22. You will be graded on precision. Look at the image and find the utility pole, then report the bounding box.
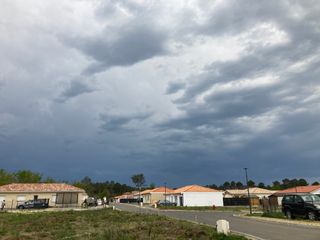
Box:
[164,182,167,203]
[244,168,252,214]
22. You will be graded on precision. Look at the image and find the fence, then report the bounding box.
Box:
[223,197,260,206]
[261,197,280,213]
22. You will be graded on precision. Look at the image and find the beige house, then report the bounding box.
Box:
[224,187,276,199]
[0,183,87,209]
[140,186,174,204]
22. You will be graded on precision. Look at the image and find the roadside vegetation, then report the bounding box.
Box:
[248,212,286,219]
[248,212,320,223]
[157,206,251,212]
[0,208,247,240]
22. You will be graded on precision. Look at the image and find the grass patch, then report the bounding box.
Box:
[158,206,252,212]
[0,209,247,239]
[261,212,286,219]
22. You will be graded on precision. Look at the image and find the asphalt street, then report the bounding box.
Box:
[114,203,320,240]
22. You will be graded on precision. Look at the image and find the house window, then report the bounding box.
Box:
[17,195,26,202]
[0,196,5,202]
[52,195,57,203]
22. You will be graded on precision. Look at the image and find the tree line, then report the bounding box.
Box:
[206,178,319,190]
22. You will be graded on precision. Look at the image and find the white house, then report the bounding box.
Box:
[168,185,224,207]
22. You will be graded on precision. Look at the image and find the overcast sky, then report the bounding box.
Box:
[1,0,320,186]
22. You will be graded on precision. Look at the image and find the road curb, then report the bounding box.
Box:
[237,215,320,229]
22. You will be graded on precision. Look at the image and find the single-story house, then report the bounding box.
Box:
[0,183,87,208]
[140,186,174,204]
[168,185,224,207]
[224,187,276,199]
[113,191,139,203]
[269,185,320,205]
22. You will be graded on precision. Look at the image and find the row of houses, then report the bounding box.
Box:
[1,182,319,209]
[114,185,320,207]
[115,185,224,207]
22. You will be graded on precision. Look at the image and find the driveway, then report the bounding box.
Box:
[114,203,320,240]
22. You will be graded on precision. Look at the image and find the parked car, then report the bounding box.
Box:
[17,199,49,209]
[83,197,97,207]
[156,200,176,206]
[282,193,320,220]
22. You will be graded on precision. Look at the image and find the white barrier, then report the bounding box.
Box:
[216,219,230,235]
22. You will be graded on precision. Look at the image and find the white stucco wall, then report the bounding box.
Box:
[312,189,320,195]
[183,192,224,207]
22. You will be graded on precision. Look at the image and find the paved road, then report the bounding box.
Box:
[114,203,320,240]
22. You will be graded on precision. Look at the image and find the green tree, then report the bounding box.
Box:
[271,181,282,190]
[43,177,55,183]
[312,181,319,186]
[258,182,265,188]
[236,181,243,189]
[230,181,236,189]
[15,170,42,183]
[222,181,231,189]
[297,178,308,186]
[247,180,255,187]
[0,169,15,185]
[131,174,145,189]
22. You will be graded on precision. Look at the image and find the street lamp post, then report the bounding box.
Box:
[164,182,167,203]
[244,168,252,215]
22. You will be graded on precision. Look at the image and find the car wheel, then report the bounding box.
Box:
[308,211,317,220]
[285,210,292,219]
[18,206,24,210]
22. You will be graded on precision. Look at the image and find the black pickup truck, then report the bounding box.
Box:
[17,199,49,209]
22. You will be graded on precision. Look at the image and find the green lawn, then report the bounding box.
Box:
[0,209,247,240]
[158,206,252,212]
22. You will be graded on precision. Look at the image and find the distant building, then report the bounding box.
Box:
[0,183,87,209]
[140,186,174,204]
[113,191,139,203]
[168,185,224,207]
[224,187,276,199]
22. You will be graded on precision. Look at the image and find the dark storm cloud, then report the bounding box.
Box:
[81,23,168,74]
[99,112,151,131]
[56,80,96,103]
[166,82,186,94]
[61,0,170,75]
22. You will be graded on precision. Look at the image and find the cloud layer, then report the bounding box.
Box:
[0,0,319,185]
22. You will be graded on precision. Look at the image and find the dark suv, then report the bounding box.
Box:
[17,199,49,209]
[282,194,320,220]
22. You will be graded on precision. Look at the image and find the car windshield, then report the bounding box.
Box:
[301,195,320,203]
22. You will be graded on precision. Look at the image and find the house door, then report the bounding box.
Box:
[34,195,38,200]
[179,196,183,206]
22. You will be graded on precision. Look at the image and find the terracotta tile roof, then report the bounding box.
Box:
[226,188,276,195]
[140,186,174,195]
[173,185,220,194]
[0,183,85,193]
[151,186,174,193]
[276,185,320,194]
[114,191,140,199]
